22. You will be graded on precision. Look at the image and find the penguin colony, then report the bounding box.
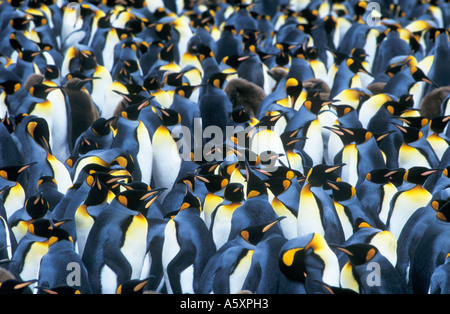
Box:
[0,0,450,295]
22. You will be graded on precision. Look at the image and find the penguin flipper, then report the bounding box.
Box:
[166,242,196,294]
[103,243,133,288]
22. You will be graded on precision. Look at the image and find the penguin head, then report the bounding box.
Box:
[327,180,356,202]
[244,158,268,199]
[207,72,234,89]
[0,279,38,294]
[195,174,228,193]
[223,182,245,203]
[436,201,450,223]
[394,115,429,130]
[26,117,52,153]
[346,57,373,77]
[116,278,151,295]
[25,193,49,220]
[284,77,303,105]
[279,233,331,283]
[117,189,161,212]
[28,83,59,100]
[84,173,110,206]
[264,176,292,197]
[43,65,60,81]
[91,117,114,137]
[303,98,333,115]
[111,154,135,176]
[179,186,202,213]
[429,115,450,133]
[222,55,250,69]
[36,285,82,295]
[231,106,252,124]
[280,128,305,151]
[403,167,438,185]
[240,216,285,246]
[336,243,378,266]
[393,124,423,143]
[0,162,35,182]
[306,164,345,187]
[174,84,201,99]
[152,106,181,127]
[365,168,403,185]
[28,218,70,239]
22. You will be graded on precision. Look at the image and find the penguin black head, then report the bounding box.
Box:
[117,189,161,212]
[0,279,37,295]
[284,77,303,104]
[0,70,22,95]
[336,243,378,266]
[111,154,135,175]
[264,176,291,197]
[244,158,267,199]
[240,216,285,246]
[303,98,333,115]
[36,285,82,294]
[25,193,49,220]
[306,164,345,187]
[279,233,329,283]
[365,168,402,184]
[152,106,181,126]
[43,65,60,81]
[231,106,252,124]
[394,115,429,130]
[179,187,202,213]
[0,162,35,182]
[28,218,68,239]
[429,116,450,133]
[207,72,234,89]
[29,83,59,100]
[223,182,245,203]
[436,201,450,223]
[116,278,151,294]
[393,124,423,143]
[280,128,305,151]
[84,174,109,207]
[174,84,201,99]
[403,167,438,185]
[196,174,228,193]
[346,57,373,77]
[26,117,52,153]
[327,181,356,202]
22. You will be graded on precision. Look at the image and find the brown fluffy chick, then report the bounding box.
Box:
[224,78,266,118]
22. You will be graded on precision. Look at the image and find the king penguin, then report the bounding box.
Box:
[209,182,245,250]
[386,166,437,240]
[162,186,216,294]
[82,189,156,294]
[297,164,346,245]
[338,243,408,294]
[278,232,341,294]
[410,200,450,294]
[199,214,285,294]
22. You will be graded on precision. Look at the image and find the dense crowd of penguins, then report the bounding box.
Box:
[0,0,450,295]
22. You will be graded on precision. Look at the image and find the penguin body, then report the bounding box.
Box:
[37,228,92,294]
[429,253,450,294]
[162,188,216,294]
[82,190,153,294]
[199,215,285,294]
[111,103,153,186]
[278,232,341,294]
[386,167,436,240]
[297,164,345,245]
[411,201,450,294]
[210,182,245,250]
[338,243,407,294]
